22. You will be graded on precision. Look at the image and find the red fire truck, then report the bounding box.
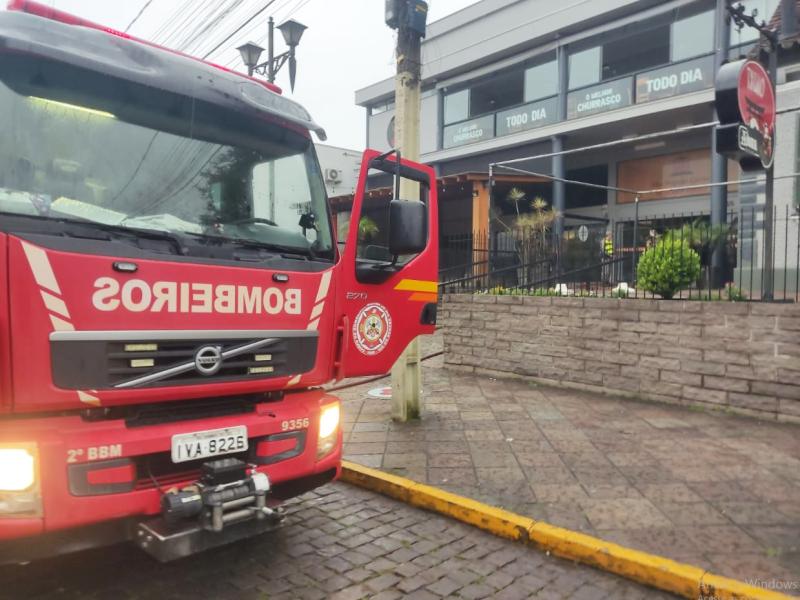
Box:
[0,1,438,562]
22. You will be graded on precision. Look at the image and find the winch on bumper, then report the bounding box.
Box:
[136,458,283,562]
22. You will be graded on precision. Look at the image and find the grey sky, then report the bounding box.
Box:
[31,0,479,149]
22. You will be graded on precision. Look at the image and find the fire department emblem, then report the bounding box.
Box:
[353,303,392,356]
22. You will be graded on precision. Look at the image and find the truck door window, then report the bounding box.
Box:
[355,177,427,266]
[252,152,327,249]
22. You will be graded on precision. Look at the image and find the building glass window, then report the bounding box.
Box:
[469,70,524,117]
[569,47,601,89]
[443,89,469,124]
[524,59,558,101]
[602,25,670,80]
[370,101,394,115]
[671,10,715,61]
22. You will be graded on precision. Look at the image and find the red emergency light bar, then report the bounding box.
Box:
[6,0,283,95]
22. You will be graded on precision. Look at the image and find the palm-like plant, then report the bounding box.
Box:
[358,216,379,241]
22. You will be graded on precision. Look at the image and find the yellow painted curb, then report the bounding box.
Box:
[340,461,793,600]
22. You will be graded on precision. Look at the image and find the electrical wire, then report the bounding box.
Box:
[282,0,313,20]
[178,0,246,53]
[219,0,302,68]
[125,0,156,33]
[150,0,195,40]
[202,0,279,60]
[161,0,221,49]
[158,0,222,48]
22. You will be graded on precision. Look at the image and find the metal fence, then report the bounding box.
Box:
[439,206,800,302]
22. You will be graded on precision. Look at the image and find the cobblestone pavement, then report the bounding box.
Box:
[338,332,800,595]
[0,484,675,600]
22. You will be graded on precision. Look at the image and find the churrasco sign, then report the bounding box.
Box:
[567,77,633,119]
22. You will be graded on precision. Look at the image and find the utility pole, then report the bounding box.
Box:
[387,0,427,421]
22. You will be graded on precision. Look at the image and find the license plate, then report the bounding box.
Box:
[171,426,248,463]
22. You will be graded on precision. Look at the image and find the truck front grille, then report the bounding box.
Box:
[50,330,318,390]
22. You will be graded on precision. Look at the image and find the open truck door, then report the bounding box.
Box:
[335,149,438,379]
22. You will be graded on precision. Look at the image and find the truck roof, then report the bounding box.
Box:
[0,3,327,141]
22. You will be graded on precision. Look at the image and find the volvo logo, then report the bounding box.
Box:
[194,345,223,376]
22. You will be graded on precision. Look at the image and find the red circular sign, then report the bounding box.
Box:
[738,60,775,135]
[737,60,775,169]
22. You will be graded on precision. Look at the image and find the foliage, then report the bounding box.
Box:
[515,196,559,233]
[358,216,379,241]
[477,285,596,297]
[726,284,748,302]
[506,187,526,215]
[663,219,731,263]
[636,237,701,299]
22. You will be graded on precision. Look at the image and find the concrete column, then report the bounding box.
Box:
[552,136,565,238]
[472,181,490,277]
[711,0,731,286]
[552,44,569,242]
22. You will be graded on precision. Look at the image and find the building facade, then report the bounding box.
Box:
[347,0,799,290]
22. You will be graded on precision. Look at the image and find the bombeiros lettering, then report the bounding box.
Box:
[92,277,302,315]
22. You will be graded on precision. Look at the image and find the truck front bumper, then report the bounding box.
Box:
[0,389,342,562]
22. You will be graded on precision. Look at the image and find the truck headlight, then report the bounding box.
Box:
[319,404,340,440]
[0,447,36,491]
[317,403,340,459]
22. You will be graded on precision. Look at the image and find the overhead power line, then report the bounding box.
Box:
[125,0,157,32]
[219,0,309,68]
[178,0,246,53]
[158,0,221,47]
[283,0,313,20]
[202,0,279,59]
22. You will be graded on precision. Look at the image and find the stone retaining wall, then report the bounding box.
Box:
[439,294,800,422]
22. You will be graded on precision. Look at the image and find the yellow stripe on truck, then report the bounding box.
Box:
[394,279,438,293]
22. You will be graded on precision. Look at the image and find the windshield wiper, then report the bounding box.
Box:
[74,222,188,256]
[183,231,317,260]
[0,211,188,256]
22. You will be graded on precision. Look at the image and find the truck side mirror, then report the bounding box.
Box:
[388,199,426,256]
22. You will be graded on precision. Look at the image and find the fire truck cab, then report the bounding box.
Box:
[0,1,438,562]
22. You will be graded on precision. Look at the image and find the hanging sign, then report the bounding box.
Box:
[714,59,775,169]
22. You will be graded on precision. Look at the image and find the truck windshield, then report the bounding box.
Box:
[0,56,333,260]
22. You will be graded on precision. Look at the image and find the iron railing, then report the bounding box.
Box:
[439,207,800,302]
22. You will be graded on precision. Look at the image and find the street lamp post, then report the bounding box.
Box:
[724,0,779,299]
[236,17,307,91]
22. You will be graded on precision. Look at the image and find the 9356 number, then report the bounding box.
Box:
[281,418,309,432]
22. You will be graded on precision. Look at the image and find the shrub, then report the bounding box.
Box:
[636,238,701,299]
[726,284,748,302]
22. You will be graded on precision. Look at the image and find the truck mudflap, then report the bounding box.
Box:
[137,458,284,562]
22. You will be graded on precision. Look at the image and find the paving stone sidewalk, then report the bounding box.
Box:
[0,484,674,600]
[339,333,800,595]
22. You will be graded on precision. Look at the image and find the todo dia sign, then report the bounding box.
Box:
[714,59,775,169]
